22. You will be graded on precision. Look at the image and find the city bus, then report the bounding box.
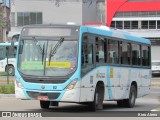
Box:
[0,42,18,75]
[15,25,151,111]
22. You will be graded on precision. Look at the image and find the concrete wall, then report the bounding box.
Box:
[151,46,160,61]
[12,0,83,25]
[9,0,106,40]
[9,0,102,38]
[82,0,97,23]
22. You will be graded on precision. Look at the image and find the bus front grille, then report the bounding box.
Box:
[26,91,60,100]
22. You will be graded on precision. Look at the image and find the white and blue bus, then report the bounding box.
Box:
[15,25,151,111]
[0,42,18,75]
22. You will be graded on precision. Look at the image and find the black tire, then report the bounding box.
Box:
[117,100,124,107]
[50,101,59,107]
[6,65,15,76]
[40,101,50,109]
[88,84,104,111]
[124,85,137,108]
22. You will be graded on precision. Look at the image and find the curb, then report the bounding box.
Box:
[0,80,14,83]
[0,94,15,98]
[151,83,160,88]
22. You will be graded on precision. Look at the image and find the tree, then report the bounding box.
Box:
[0,12,5,28]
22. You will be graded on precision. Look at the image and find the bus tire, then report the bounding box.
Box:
[40,101,50,109]
[124,85,136,108]
[117,100,124,107]
[50,101,59,107]
[6,65,15,76]
[88,84,104,111]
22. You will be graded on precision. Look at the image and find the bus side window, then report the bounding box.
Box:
[107,39,119,64]
[142,45,150,66]
[96,37,105,63]
[132,44,141,66]
[82,43,93,66]
[120,41,131,65]
[81,36,94,76]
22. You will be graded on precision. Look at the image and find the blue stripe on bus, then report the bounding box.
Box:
[124,34,151,44]
[81,26,150,45]
[107,67,113,100]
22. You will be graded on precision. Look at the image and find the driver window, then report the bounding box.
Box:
[81,35,94,76]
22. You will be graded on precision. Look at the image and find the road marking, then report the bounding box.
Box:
[151,109,160,111]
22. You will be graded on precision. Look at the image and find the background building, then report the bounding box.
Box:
[107,0,160,61]
[9,0,105,41]
[9,0,160,61]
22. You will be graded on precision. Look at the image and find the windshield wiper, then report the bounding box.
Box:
[32,37,45,65]
[42,43,45,64]
[48,37,64,65]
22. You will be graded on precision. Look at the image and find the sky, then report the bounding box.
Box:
[0,0,10,8]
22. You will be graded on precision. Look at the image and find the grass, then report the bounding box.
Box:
[0,84,15,94]
[0,72,7,76]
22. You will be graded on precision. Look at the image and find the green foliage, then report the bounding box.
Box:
[0,84,15,94]
[0,72,7,76]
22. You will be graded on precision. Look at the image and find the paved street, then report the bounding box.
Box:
[0,88,159,113]
[0,77,160,117]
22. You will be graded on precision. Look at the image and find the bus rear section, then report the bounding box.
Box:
[15,25,151,111]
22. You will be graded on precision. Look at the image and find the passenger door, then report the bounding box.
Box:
[80,34,96,102]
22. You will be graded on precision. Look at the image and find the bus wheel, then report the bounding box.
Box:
[117,100,124,107]
[88,84,104,111]
[7,66,15,76]
[124,85,136,108]
[50,101,59,107]
[40,101,50,109]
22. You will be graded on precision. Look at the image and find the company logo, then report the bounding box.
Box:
[2,112,11,117]
[41,85,45,90]
[96,71,105,78]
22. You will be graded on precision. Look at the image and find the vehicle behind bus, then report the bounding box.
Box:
[15,25,151,111]
[152,60,160,76]
[0,42,18,75]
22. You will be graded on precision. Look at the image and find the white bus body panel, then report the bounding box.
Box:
[79,67,151,102]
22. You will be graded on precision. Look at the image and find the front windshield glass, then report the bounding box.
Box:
[0,47,6,60]
[18,39,78,76]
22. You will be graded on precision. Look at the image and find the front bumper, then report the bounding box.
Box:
[15,87,80,102]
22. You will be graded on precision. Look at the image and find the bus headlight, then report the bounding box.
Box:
[65,78,78,90]
[15,78,24,89]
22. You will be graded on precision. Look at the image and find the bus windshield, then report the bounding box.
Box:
[0,47,5,60]
[18,38,78,77]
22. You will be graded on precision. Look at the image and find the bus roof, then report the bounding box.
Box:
[20,24,150,44]
[82,25,151,44]
[0,42,18,47]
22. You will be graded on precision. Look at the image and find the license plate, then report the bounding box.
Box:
[37,96,48,101]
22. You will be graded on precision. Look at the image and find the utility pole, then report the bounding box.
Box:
[3,0,7,42]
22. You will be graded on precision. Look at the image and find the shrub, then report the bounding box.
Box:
[0,84,15,94]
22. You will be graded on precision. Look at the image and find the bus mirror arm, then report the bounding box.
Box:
[11,41,14,46]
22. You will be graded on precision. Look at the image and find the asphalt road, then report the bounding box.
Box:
[0,77,160,118]
[0,88,159,112]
